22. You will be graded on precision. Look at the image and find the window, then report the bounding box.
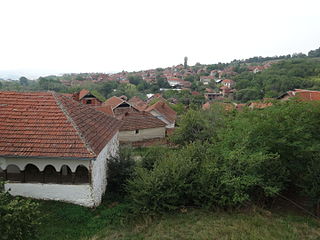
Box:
[86,99,92,104]
[135,129,139,134]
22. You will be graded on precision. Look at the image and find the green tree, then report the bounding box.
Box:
[19,76,29,86]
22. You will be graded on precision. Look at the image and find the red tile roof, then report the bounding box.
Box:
[95,105,114,117]
[78,89,90,100]
[145,101,177,124]
[119,112,166,131]
[278,89,320,101]
[128,96,148,111]
[294,90,320,101]
[104,96,126,108]
[0,91,121,159]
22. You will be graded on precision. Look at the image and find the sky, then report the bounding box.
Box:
[0,0,320,79]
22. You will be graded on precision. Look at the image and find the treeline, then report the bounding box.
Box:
[234,58,320,102]
[109,101,320,215]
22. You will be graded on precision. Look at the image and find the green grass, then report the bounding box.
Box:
[37,200,320,240]
[93,208,320,240]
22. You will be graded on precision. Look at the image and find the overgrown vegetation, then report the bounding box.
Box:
[234,58,320,101]
[111,101,320,216]
[0,183,41,240]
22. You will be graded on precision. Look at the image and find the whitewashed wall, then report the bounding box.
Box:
[90,132,119,206]
[5,183,95,207]
[0,131,119,207]
[119,127,165,142]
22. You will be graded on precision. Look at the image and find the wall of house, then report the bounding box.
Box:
[0,133,119,207]
[90,132,119,206]
[0,157,90,172]
[0,157,94,206]
[5,183,94,206]
[119,127,165,142]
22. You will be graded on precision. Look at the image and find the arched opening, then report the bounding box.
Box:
[0,167,4,181]
[60,165,72,183]
[75,165,89,184]
[43,165,58,183]
[6,165,21,182]
[25,164,42,182]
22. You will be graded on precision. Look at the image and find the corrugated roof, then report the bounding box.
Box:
[0,91,121,159]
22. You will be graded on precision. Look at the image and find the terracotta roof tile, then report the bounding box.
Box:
[95,105,114,116]
[145,101,177,124]
[78,89,90,100]
[128,96,148,111]
[0,91,121,159]
[119,112,166,131]
[104,96,125,108]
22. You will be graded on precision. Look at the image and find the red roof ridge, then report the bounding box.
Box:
[52,92,96,157]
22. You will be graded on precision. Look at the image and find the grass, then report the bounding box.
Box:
[36,200,320,240]
[93,208,320,240]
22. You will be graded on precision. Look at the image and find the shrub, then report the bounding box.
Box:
[106,147,136,195]
[140,146,169,170]
[127,147,199,214]
[0,185,41,240]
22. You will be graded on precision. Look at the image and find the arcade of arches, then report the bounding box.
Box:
[0,164,90,184]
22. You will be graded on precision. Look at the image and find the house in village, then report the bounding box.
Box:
[277,89,320,101]
[0,91,121,207]
[118,112,166,146]
[200,76,214,85]
[97,96,172,146]
[72,89,103,106]
[146,101,177,128]
[102,96,139,116]
[167,77,192,89]
[221,79,235,88]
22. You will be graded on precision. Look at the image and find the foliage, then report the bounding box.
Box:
[126,101,320,215]
[107,147,136,195]
[100,81,119,98]
[139,146,169,170]
[308,47,320,57]
[0,186,41,240]
[171,104,226,145]
[234,59,320,102]
[235,88,262,102]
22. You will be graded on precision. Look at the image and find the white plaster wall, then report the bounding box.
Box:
[90,132,119,206]
[119,127,165,142]
[0,157,89,172]
[5,183,95,207]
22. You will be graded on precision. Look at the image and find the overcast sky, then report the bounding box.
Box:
[0,0,320,78]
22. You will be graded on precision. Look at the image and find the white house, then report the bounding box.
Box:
[0,91,121,207]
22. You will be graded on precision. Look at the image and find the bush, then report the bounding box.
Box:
[0,185,41,240]
[106,147,136,196]
[140,146,169,170]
